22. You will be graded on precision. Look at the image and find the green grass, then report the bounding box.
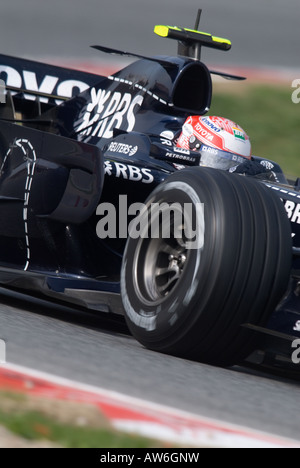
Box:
[0,412,145,448]
[0,391,167,448]
[0,407,163,448]
[209,83,300,178]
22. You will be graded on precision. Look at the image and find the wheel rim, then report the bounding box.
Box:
[132,215,190,305]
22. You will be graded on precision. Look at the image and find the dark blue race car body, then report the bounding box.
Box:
[0,16,299,374]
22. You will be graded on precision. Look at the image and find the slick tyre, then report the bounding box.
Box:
[121,168,292,366]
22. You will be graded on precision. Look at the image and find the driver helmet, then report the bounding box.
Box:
[176,116,251,170]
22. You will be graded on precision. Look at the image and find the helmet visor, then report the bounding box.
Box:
[199,144,246,171]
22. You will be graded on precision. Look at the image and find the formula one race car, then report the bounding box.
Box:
[0,10,299,373]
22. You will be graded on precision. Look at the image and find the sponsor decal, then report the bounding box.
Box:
[104,161,154,184]
[0,65,89,104]
[160,137,173,147]
[194,122,214,142]
[165,152,196,163]
[233,127,246,141]
[201,145,218,155]
[107,142,138,156]
[75,87,144,139]
[260,160,274,170]
[160,138,194,160]
[202,117,221,133]
[284,200,300,224]
[232,154,241,161]
[173,146,190,155]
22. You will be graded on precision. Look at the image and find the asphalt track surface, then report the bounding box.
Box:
[0,288,300,443]
[0,0,300,446]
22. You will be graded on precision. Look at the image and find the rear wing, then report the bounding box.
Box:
[154,25,231,60]
[92,9,244,81]
[154,9,231,60]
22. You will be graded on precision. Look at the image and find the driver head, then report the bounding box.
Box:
[176,116,251,169]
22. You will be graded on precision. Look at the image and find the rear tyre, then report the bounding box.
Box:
[121,168,292,365]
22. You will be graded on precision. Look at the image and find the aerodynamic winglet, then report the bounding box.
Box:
[210,70,246,81]
[91,45,177,69]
